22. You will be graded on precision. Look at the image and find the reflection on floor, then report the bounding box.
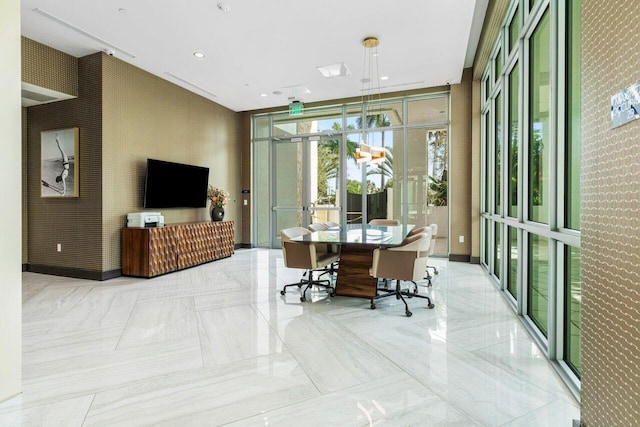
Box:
[1,249,579,426]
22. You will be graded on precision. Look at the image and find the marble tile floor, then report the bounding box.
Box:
[0,249,580,426]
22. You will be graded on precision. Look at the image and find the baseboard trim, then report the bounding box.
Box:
[22,263,28,272]
[236,243,253,249]
[449,254,471,263]
[26,264,117,281]
[470,256,480,265]
[101,269,122,280]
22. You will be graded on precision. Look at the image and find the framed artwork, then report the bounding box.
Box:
[41,127,79,197]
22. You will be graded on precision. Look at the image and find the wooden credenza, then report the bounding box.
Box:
[122,221,234,277]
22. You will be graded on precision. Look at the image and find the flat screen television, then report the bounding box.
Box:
[143,159,209,208]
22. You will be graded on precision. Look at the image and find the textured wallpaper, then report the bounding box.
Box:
[26,53,103,275]
[22,37,78,96]
[101,54,242,272]
[581,0,640,425]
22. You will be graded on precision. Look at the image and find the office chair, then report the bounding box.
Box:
[424,224,438,286]
[307,222,339,276]
[369,233,435,317]
[279,227,339,302]
[368,219,400,226]
[409,225,438,285]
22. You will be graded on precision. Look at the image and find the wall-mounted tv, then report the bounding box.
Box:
[143,159,209,208]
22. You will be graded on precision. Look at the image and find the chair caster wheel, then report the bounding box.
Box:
[406,311,412,317]
[330,292,336,297]
[427,303,435,309]
[370,303,376,310]
[280,290,285,295]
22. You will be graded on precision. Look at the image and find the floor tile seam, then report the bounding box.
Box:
[46,295,141,337]
[194,296,208,370]
[496,400,574,427]
[112,285,159,351]
[494,288,581,404]
[400,371,487,427]
[21,337,123,367]
[39,285,99,335]
[212,375,421,427]
[80,393,96,427]
[440,331,573,405]
[21,344,203,386]
[194,299,263,313]
[259,315,323,397]
[26,364,210,414]
[22,290,94,320]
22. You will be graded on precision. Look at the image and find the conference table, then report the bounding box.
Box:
[292,224,414,298]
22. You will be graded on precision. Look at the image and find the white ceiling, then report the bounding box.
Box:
[21,0,488,112]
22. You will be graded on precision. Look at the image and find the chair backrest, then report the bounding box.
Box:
[368,219,400,226]
[308,223,329,232]
[281,227,311,242]
[280,227,314,269]
[404,229,431,244]
[371,233,430,282]
[408,226,430,236]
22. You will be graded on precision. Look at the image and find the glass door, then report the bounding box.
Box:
[271,135,342,247]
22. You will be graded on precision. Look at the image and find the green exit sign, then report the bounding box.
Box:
[289,101,303,116]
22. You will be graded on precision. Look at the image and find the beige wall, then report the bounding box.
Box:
[581,0,640,425]
[449,68,473,259]
[470,79,482,262]
[0,0,22,403]
[23,42,242,277]
[101,54,242,271]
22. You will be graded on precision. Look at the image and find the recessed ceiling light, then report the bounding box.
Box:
[380,76,389,81]
[118,8,127,13]
[260,93,268,97]
[193,51,205,58]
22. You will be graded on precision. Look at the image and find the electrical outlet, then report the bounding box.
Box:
[459,235,464,243]
[57,243,62,252]
[243,199,248,206]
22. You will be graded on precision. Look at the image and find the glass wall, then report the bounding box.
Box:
[528,234,549,336]
[565,245,581,375]
[528,9,550,224]
[565,0,581,230]
[480,0,582,392]
[253,94,449,254]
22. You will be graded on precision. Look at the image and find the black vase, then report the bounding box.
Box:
[210,205,225,221]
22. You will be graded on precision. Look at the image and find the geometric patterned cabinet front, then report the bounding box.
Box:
[122,221,234,277]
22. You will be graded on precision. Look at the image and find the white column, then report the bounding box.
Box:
[0,0,23,403]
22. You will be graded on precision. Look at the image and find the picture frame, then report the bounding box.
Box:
[41,127,79,198]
